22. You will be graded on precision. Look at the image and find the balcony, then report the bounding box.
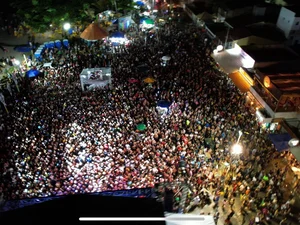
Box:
[252,85,300,113]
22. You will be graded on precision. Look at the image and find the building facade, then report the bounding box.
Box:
[276,6,300,45]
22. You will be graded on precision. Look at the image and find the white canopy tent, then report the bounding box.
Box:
[80,67,112,91]
[165,213,216,225]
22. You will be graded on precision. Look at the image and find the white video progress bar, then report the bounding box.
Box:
[79,217,205,221]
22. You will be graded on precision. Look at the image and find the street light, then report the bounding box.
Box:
[237,130,243,143]
[63,23,71,31]
[224,21,233,50]
[232,130,243,155]
[227,131,243,178]
[232,143,243,155]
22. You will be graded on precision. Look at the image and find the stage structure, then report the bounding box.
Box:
[80,67,112,91]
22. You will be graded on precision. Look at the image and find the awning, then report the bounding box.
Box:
[268,133,291,152]
[229,71,251,93]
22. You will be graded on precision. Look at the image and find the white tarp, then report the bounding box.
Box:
[80,67,112,91]
[43,62,53,68]
[165,213,215,225]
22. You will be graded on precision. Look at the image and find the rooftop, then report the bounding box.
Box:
[242,45,299,62]
[185,1,214,15]
[246,22,286,42]
[225,6,281,27]
[225,15,264,27]
[256,60,300,95]
[215,27,252,40]
[218,0,264,11]
[205,21,229,35]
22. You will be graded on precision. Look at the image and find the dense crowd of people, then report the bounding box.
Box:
[0,16,299,224]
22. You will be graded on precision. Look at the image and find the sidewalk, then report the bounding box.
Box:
[0,30,59,63]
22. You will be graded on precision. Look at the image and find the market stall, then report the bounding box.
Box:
[109,31,128,45]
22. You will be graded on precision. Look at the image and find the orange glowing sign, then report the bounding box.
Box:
[264,76,271,88]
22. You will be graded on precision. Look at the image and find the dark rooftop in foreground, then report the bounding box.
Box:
[242,45,299,62]
[0,195,165,225]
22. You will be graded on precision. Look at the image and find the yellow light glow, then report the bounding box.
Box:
[264,76,271,88]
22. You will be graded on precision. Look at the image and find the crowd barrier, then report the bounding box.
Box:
[34,39,69,61]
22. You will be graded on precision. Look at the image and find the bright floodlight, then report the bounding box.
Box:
[288,138,299,147]
[63,23,71,31]
[14,60,20,66]
[216,45,223,52]
[232,143,243,155]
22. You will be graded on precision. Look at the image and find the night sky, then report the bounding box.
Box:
[1,2,15,13]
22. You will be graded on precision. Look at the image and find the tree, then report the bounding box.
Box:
[10,0,134,33]
[116,0,135,13]
[10,0,96,33]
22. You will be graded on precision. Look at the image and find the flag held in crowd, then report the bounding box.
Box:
[6,83,12,96]
[0,92,8,113]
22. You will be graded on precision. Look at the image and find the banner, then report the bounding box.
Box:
[11,73,19,92]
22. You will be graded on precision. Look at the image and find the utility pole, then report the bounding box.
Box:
[224,21,233,49]
[113,0,117,12]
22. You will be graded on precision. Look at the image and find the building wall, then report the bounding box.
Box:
[294,35,300,45]
[292,17,300,30]
[276,7,295,38]
[288,17,300,45]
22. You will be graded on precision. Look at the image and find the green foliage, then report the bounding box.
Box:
[10,0,134,32]
[116,0,135,13]
[32,0,38,6]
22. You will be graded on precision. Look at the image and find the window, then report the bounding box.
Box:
[283,17,285,20]
[288,20,290,23]
[296,22,299,25]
